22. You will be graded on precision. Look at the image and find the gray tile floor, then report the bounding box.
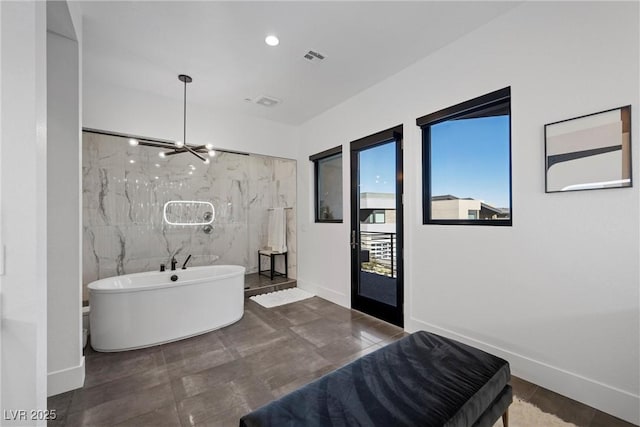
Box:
[50,297,637,427]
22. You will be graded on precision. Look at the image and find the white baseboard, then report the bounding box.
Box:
[408,317,640,425]
[296,280,349,308]
[47,356,85,397]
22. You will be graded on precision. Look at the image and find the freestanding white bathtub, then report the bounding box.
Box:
[88,265,245,352]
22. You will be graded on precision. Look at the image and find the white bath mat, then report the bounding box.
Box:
[250,287,315,308]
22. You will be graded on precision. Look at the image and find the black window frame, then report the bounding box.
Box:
[310,145,343,223]
[416,87,513,226]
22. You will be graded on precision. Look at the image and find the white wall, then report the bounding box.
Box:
[47,0,84,396]
[83,80,297,160]
[0,1,48,424]
[295,2,639,424]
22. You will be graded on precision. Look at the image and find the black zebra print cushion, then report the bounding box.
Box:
[240,331,511,427]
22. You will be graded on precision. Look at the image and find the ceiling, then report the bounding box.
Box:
[79,1,519,126]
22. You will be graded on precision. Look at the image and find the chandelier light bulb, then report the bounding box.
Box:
[204,158,210,164]
[159,152,166,158]
[128,138,139,146]
[208,150,216,157]
[205,143,214,150]
[175,140,184,148]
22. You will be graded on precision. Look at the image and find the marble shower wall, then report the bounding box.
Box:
[82,132,296,298]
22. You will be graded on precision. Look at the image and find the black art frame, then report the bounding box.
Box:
[544,105,632,193]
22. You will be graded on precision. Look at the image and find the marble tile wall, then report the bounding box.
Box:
[82,132,296,299]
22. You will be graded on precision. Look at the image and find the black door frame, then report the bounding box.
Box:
[350,125,404,327]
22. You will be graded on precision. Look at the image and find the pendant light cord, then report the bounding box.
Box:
[183,78,187,146]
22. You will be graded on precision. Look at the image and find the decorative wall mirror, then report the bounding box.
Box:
[163,200,215,225]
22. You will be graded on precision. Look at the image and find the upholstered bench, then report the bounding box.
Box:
[240,331,512,427]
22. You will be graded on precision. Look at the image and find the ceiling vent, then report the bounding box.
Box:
[303,50,326,63]
[255,95,281,107]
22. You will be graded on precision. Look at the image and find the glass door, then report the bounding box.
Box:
[350,126,403,327]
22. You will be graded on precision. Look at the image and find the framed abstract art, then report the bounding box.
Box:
[545,106,632,192]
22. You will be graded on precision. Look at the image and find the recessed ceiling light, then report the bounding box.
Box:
[265,35,279,47]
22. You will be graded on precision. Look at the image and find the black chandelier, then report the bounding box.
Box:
[157,74,216,163]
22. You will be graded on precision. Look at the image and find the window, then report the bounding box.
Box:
[417,87,512,226]
[310,145,343,222]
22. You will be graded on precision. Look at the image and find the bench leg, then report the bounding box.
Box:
[502,408,509,427]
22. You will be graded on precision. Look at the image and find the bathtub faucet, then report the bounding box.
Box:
[182,254,192,270]
[171,257,178,271]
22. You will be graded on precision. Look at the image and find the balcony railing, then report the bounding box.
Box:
[360,231,396,278]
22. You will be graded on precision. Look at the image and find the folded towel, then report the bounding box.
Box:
[267,208,287,253]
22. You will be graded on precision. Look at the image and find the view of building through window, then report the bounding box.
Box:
[359,142,397,281]
[429,114,511,220]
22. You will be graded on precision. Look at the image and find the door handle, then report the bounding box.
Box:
[350,230,359,249]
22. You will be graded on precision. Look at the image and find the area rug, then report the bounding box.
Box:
[250,287,315,308]
[492,397,579,427]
